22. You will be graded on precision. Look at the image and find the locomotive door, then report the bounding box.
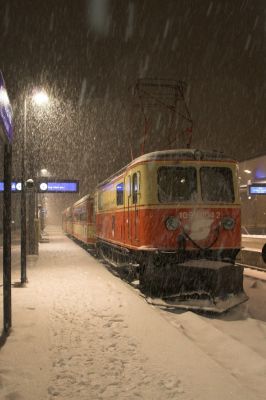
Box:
[125,174,131,243]
[132,172,140,243]
[87,198,94,242]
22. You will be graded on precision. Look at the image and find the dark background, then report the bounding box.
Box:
[0,0,265,200]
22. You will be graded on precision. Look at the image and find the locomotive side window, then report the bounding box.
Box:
[116,182,124,205]
[132,172,140,204]
[127,176,131,196]
[200,167,235,202]
[157,167,197,202]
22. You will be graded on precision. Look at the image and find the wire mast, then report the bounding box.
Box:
[133,79,193,155]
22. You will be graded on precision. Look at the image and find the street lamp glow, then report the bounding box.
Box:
[32,90,49,106]
[40,168,51,177]
[0,87,10,105]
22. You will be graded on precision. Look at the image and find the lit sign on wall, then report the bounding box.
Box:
[248,184,266,195]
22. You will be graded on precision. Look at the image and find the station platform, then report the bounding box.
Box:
[0,226,265,400]
[238,235,266,271]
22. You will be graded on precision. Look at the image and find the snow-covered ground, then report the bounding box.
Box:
[0,226,266,400]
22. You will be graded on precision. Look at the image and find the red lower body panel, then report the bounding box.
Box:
[96,207,241,251]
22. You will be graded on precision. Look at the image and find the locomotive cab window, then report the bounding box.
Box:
[200,167,235,203]
[116,182,124,206]
[158,167,197,202]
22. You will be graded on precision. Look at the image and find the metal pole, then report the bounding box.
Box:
[20,97,27,284]
[27,107,38,255]
[3,143,12,333]
[28,184,36,254]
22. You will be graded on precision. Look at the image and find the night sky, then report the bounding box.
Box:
[0,0,265,197]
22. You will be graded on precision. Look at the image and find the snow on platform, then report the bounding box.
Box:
[0,226,265,400]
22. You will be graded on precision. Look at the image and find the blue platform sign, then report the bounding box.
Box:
[0,180,79,193]
[249,184,266,195]
[38,180,79,193]
[0,71,13,144]
[0,181,22,192]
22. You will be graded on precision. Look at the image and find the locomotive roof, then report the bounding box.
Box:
[131,149,236,163]
[97,148,236,188]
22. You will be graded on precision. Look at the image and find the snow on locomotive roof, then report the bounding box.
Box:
[131,149,236,163]
[97,149,236,188]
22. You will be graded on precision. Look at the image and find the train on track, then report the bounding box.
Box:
[62,148,248,312]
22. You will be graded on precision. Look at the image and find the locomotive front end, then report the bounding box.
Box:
[139,150,248,312]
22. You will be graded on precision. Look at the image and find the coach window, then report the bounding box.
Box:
[132,172,140,204]
[116,182,124,206]
[73,210,78,222]
[80,209,87,221]
[88,201,94,223]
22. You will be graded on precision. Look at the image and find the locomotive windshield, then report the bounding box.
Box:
[158,166,197,202]
[200,167,235,202]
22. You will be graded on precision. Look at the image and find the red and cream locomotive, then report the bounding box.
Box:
[62,149,247,311]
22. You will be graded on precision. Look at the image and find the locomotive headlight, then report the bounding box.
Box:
[165,216,180,231]
[221,217,235,230]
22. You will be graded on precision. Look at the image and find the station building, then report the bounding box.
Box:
[239,154,266,235]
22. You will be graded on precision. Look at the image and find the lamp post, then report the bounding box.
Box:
[38,168,50,236]
[20,97,27,284]
[20,89,49,285]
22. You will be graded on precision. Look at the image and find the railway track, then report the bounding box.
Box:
[237,262,266,273]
